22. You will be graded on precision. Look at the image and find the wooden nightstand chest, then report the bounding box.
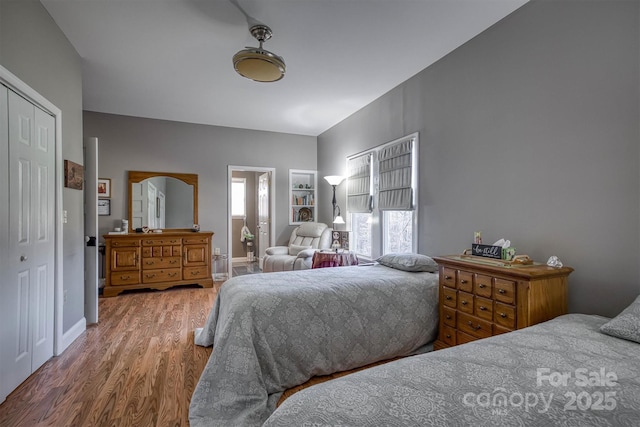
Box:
[433,255,573,350]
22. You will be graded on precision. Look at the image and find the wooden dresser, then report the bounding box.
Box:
[103,231,214,297]
[433,255,573,350]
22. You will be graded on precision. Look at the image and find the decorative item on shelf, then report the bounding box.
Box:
[98,178,111,198]
[470,237,517,261]
[192,224,201,232]
[64,160,84,190]
[547,255,564,268]
[324,175,345,228]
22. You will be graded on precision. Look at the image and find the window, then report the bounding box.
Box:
[347,133,418,259]
[231,177,246,218]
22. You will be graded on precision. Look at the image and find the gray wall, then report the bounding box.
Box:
[82,112,317,253]
[1,0,85,332]
[318,0,640,317]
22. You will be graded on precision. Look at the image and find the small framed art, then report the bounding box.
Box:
[98,199,111,216]
[98,178,111,198]
[64,160,84,190]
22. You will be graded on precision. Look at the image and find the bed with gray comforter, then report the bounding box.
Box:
[189,264,440,427]
[263,313,640,426]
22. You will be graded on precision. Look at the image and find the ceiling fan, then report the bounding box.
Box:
[230,0,286,83]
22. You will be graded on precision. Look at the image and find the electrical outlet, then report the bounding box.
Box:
[63,210,68,224]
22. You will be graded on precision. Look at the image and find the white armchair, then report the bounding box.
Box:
[263,223,333,272]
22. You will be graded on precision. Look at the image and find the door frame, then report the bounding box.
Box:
[0,65,66,356]
[227,165,276,278]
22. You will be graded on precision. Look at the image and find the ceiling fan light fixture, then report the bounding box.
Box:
[233,24,286,83]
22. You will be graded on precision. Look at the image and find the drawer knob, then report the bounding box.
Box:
[479,284,485,288]
[467,321,482,330]
[460,279,468,284]
[446,315,451,319]
[446,334,451,339]
[479,306,487,311]
[461,301,468,305]
[498,289,506,294]
[500,312,507,318]
[446,296,452,300]
[444,275,452,280]
[121,275,130,280]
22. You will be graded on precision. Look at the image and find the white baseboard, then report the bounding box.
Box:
[56,317,86,356]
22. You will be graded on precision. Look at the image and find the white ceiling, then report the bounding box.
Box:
[40,0,528,136]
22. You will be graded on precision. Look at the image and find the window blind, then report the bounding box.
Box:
[347,153,372,213]
[378,138,414,210]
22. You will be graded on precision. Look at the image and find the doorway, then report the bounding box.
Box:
[227,166,275,278]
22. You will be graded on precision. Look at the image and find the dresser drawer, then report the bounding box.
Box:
[110,239,140,247]
[442,287,457,308]
[457,271,473,293]
[142,238,182,246]
[442,306,457,328]
[110,272,140,286]
[441,267,456,288]
[494,278,516,304]
[184,237,209,244]
[474,296,494,321]
[474,274,492,298]
[458,312,492,339]
[494,302,516,329]
[183,266,209,280]
[457,291,474,314]
[142,268,181,283]
[142,257,181,270]
[440,325,457,346]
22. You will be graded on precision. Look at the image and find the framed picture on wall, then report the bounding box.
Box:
[98,199,111,216]
[64,160,84,190]
[98,178,111,198]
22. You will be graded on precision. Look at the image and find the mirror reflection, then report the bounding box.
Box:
[128,171,198,231]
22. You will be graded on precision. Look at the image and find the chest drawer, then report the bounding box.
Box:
[110,271,140,286]
[457,271,473,293]
[474,296,494,321]
[442,306,457,328]
[457,291,474,314]
[142,268,181,283]
[442,287,457,308]
[458,312,492,339]
[183,266,210,280]
[441,267,456,288]
[474,274,492,298]
[142,257,181,270]
[494,278,516,304]
[494,302,516,329]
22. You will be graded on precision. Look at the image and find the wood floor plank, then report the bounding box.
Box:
[0,285,218,427]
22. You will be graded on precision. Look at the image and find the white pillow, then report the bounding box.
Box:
[376,253,438,272]
[289,244,312,256]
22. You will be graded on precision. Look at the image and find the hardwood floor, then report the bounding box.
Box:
[0,284,220,427]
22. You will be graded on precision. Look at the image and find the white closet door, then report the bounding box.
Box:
[2,89,55,394]
[0,85,9,403]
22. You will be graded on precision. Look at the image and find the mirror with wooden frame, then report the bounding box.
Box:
[128,171,198,232]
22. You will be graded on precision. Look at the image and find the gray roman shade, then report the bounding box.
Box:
[347,153,372,213]
[378,138,414,210]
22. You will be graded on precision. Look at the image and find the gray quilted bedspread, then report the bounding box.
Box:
[264,314,640,426]
[189,264,439,427]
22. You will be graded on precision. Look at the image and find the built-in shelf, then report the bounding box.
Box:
[289,169,318,225]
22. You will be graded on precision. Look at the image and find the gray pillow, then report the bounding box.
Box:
[376,253,438,272]
[600,295,640,344]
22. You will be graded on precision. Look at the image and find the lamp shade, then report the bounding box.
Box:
[233,48,286,82]
[324,175,345,186]
[333,215,345,225]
